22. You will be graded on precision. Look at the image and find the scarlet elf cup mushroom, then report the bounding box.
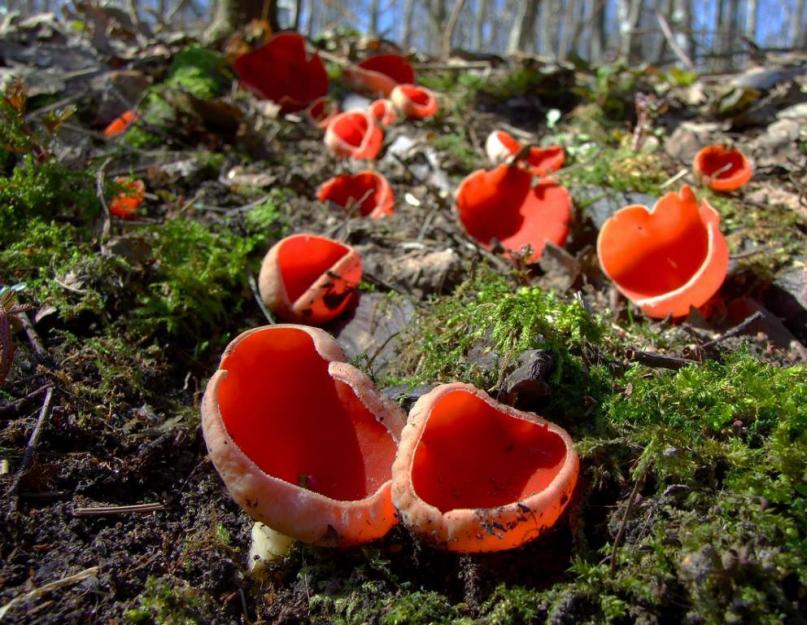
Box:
[392,383,579,552]
[317,170,395,219]
[692,144,753,192]
[597,185,729,318]
[201,325,406,546]
[485,130,565,177]
[324,110,384,160]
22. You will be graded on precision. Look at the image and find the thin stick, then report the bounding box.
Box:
[95,157,112,244]
[701,311,764,349]
[610,467,647,575]
[0,385,50,418]
[18,312,47,362]
[7,387,55,509]
[626,348,694,370]
[73,502,164,517]
[655,11,695,70]
[660,168,689,189]
[248,273,275,325]
[0,566,100,620]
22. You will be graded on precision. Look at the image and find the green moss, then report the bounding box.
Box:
[125,576,216,625]
[432,133,483,173]
[242,189,289,240]
[562,143,667,194]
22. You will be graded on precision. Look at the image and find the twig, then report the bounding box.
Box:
[655,11,695,70]
[0,566,100,620]
[660,168,689,189]
[248,273,275,325]
[73,502,165,516]
[700,311,764,350]
[18,312,47,362]
[95,157,112,245]
[610,466,647,575]
[7,386,55,509]
[414,61,493,71]
[0,385,50,418]
[625,348,694,370]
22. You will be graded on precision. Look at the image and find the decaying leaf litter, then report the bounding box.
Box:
[1,9,807,625]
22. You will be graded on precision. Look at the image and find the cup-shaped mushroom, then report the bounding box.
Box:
[202,324,406,546]
[344,54,415,98]
[597,185,729,318]
[306,96,339,129]
[317,171,395,219]
[259,233,362,325]
[692,144,753,192]
[368,99,397,127]
[392,383,579,553]
[234,32,328,113]
[390,84,438,120]
[485,130,565,177]
[455,165,572,263]
[324,111,384,160]
[109,177,145,219]
[103,109,139,138]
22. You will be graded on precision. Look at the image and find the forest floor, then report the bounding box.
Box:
[1,10,807,625]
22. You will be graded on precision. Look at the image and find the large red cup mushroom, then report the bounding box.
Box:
[692,144,753,192]
[234,32,328,113]
[344,54,415,97]
[324,110,383,160]
[368,99,397,127]
[202,324,406,546]
[390,84,438,120]
[317,170,395,219]
[258,233,362,325]
[455,165,572,263]
[597,185,729,318]
[485,130,565,177]
[392,383,579,553]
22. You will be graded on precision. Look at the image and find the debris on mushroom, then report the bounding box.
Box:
[202,324,406,547]
[324,110,383,160]
[109,177,145,219]
[234,32,328,113]
[390,84,438,120]
[391,382,579,552]
[103,110,139,138]
[344,54,415,98]
[597,184,729,318]
[306,96,339,129]
[317,170,395,219]
[258,233,362,325]
[455,164,572,263]
[692,144,753,192]
[485,130,565,177]
[368,99,397,127]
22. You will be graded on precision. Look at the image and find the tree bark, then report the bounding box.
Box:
[745,0,758,41]
[617,0,643,62]
[369,0,381,36]
[402,0,416,48]
[443,0,468,58]
[428,0,447,55]
[507,0,540,54]
[474,0,489,50]
[204,0,277,43]
[589,0,607,63]
[792,0,806,47]
[558,0,576,58]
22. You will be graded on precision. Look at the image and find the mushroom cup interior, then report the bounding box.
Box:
[411,389,568,512]
[322,174,383,216]
[331,113,370,147]
[216,327,397,501]
[697,147,746,180]
[400,85,430,106]
[278,236,350,302]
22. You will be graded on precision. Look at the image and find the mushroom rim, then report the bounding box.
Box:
[325,111,380,156]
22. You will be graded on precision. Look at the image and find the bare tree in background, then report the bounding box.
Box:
[617,0,644,61]
[507,0,540,53]
[474,0,489,49]
[205,0,277,42]
[793,0,806,47]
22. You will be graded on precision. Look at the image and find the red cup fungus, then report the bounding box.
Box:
[344,54,415,97]
[234,32,328,113]
[391,383,579,553]
[693,144,753,192]
[202,324,406,546]
[390,84,438,120]
[455,165,572,263]
[324,110,383,160]
[109,177,145,219]
[306,96,339,129]
[317,170,395,219]
[597,185,729,318]
[368,99,397,127]
[258,233,362,325]
[485,130,565,177]
[103,110,139,138]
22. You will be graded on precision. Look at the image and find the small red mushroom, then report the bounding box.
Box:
[317,170,395,219]
[390,84,438,120]
[109,177,145,219]
[234,32,328,113]
[202,324,406,546]
[692,144,753,192]
[485,130,565,177]
[392,383,579,552]
[455,165,572,263]
[597,185,729,318]
[368,99,397,127]
[103,110,139,138]
[324,110,383,160]
[306,96,339,129]
[258,233,362,325]
[344,54,415,97]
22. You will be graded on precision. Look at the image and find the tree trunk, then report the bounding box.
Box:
[745,0,758,41]
[557,0,576,59]
[443,0,468,58]
[474,0,489,50]
[507,0,540,54]
[589,0,607,63]
[792,0,806,47]
[428,0,447,55]
[670,0,693,64]
[369,0,380,36]
[617,0,643,62]
[402,0,416,48]
[205,0,276,43]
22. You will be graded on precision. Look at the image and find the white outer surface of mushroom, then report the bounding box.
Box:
[484,130,515,164]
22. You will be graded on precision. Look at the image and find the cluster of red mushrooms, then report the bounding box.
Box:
[105,32,754,554]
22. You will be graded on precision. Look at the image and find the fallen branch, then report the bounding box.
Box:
[73,502,165,517]
[701,311,764,350]
[0,566,100,620]
[625,348,694,370]
[7,386,55,509]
